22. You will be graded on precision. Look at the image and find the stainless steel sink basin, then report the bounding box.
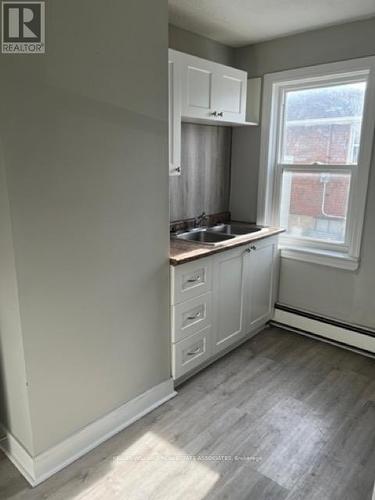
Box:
[208,224,263,235]
[172,222,264,246]
[173,229,235,245]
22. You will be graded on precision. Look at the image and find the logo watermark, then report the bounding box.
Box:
[1,1,45,54]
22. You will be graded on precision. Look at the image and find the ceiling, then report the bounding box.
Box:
[168,0,375,47]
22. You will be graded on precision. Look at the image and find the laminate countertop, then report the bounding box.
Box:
[170,223,285,266]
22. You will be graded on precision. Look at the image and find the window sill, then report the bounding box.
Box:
[280,246,359,271]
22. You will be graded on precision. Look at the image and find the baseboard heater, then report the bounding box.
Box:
[271,304,375,356]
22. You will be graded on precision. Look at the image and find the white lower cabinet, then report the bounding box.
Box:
[244,237,277,332]
[171,292,212,343]
[172,326,212,379]
[171,235,279,380]
[170,256,212,305]
[212,246,247,353]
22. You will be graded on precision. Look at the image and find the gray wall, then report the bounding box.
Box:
[169,24,234,66]
[0,0,170,455]
[170,123,232,221]
[0,147,33,451]
[234,18,375,78]
[231,17,375,329]
[230,126,260,223]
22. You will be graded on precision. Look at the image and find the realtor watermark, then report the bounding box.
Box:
[1,1,45,53]
[113,454,262,463]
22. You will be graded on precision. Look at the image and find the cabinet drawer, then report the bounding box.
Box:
[172,326,212,379]
[171,292,212,343]
[171,257,212,305]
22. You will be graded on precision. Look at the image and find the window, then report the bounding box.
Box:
[280,171,351,244]
[259,58,375,270]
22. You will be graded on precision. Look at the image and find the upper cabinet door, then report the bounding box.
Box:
[215,66,247,123]
[181,54,217,121]
[168,50,182,176]
[173,50,250,126]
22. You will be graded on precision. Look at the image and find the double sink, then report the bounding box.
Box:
[172,223,263,246]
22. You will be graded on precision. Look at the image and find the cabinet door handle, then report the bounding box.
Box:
[187,346,201,356]
[245,248,251,253]
[210,111,217,116]
[187,311,202,320]
[217,111,223,117]
[187,276,201,283]
[175,166,181,173]
[251,245,257,250]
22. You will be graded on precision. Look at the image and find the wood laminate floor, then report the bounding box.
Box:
[1,326,375,500]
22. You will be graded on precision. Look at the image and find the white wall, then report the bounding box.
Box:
[231,17,375,329]
[0,0,170,455]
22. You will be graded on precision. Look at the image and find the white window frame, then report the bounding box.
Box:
[258,57,375,271]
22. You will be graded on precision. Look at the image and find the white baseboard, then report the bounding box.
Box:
[0,430,36,485]
[273,308,375,354]
[0,378,176,487]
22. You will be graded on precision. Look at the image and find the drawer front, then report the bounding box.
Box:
[171,257,212,305]
[172,326,212,379]
[171,292,212,343]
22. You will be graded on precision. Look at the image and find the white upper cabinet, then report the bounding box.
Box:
[177,51,248,125]
[168,50,182,176]
[182,58,216,120]
[168,49,255,175]
[215,66,247,123]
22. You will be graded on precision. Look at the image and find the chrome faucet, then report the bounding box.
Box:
[195,211,209,228]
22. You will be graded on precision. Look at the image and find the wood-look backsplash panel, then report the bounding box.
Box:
[170,123,232,221]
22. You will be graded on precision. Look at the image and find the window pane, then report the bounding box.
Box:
[281,82,366,165]
[280,172,351,243]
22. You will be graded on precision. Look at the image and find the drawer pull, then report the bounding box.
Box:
[187,276,201,283]
[187,346,202,356]
[187,311,202,320]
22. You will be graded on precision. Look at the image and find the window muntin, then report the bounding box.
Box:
[280,81,367,166]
